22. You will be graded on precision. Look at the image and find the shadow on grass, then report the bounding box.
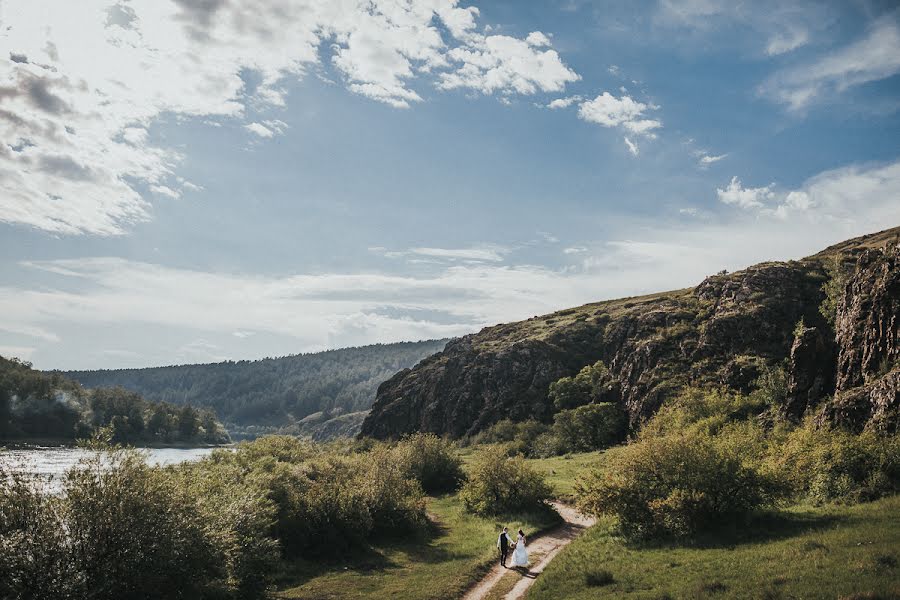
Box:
[623,509,845,551]
[273,514,460,588]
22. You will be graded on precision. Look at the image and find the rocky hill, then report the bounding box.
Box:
[361,227,900,439]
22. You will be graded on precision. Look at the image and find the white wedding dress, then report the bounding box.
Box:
[512,535,528,567]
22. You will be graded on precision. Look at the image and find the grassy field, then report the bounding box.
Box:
[529,495,900,600]
[521,450,608,499]
[275,494,559,600]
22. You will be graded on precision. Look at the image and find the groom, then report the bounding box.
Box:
[497,526,512,567]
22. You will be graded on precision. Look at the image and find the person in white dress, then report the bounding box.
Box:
[511,529,528,567]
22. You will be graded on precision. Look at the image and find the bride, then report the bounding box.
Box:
[511,529,528,567]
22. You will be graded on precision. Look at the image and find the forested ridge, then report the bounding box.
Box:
[0,356,227,444]
[65,340,448,436]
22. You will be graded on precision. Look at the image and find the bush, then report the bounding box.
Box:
[549,361,618,410]
[460,449,552,516]
[0,468,72,600]
[767,420,900,504]
[641,387,767,438]
[359,447,427,536]
[391,432,465,494]
[535,403,627,456]
[576,429,784,538]
[63,449,222,600]
[470,419,549,457]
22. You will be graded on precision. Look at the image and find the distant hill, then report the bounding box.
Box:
[361,227,900,439]
[0,356,227,445]
[66,340,448,439]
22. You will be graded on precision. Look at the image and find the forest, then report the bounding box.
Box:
[0,356,227,445]
[65,340,447,437]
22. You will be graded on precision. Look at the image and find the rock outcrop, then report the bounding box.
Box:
[818,243,900,432]
[360,227,900,439]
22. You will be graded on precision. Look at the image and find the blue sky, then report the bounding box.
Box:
[1,0,899,369]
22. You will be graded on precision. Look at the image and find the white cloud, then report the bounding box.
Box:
[0,346,36,361]
[578,92,662,147]
[546,95,582,109]
[0,1,579,236]
[382,244,511,262]
[150,185,182,199]
[438,33,580,96]
[718,161,900,224]
[679,207,699,216]
[763,16,900,110]
[4,159,899,369]
[623,137,639,156]
[698,152,728,166]
[717,176,774,209]
[766,26,810,56]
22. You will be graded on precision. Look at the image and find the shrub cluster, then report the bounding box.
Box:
[576,386,900,539]
[460,449,552,516]
[0,434,434,599]
[391,432,466,494]
[534,403,627,457]
[769,421,900,504]
[1,447,269,600]
[576,428,783,538]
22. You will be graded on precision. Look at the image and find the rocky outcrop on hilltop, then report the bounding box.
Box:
[360,228,900,439]
[818,244,900,432]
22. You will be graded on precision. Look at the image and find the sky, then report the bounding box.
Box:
[1,0,899,370]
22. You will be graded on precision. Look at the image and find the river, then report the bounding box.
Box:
[1,445,218,488]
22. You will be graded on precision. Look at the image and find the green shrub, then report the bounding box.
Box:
[549,361,617,410]
[63,449,221,600]
[460,450,552,516]
[470,419,549,457]
[0,468,72,600]
[820,254,849,325]
[359,447,427,536]
[535,403,627,456]
[576,429,784,538]
[641,387,767,438]
[766,420,900,504]
[391,432,465,493]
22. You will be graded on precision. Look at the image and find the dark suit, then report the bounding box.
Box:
[498,532,510,566]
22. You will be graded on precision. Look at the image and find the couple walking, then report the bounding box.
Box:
[496,526,528,568]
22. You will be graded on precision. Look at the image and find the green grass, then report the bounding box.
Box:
[521,450,608,499]
[274,494,559,600]
[529,495,900,600]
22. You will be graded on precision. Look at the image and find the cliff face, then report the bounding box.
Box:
[819,244,900,432]
[360,228,900,439]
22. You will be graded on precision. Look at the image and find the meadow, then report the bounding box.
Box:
[276,495,558,600]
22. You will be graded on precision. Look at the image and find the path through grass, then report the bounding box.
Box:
[529,495,900,600]
[275,494,558,600]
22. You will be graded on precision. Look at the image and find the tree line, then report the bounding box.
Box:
[64,340,448,435]
[0,356,227,445]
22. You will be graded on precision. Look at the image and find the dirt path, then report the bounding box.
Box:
[461,502,596,600]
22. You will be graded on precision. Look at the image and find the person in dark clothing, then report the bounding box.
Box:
[497,526,513,567]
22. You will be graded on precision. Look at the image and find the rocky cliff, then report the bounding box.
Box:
[361,227,900,439]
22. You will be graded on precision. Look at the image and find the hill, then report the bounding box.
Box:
[66,340,447,438]
[361,227,900,439]
[0,356,227,444]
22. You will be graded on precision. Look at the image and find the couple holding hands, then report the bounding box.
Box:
[496,526,528,568]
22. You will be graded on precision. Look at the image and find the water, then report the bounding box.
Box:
[1,445,218,488]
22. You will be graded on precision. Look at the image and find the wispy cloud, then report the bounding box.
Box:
[762,16,900,110]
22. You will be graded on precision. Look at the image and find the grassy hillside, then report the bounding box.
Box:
[65,340,448,438]
[530,495,900,600]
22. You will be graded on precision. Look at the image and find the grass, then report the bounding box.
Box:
[528,494,900,600]
[274,494,559,600]
[520,450,608,499]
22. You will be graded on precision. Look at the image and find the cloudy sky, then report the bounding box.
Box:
[1,0,899,369]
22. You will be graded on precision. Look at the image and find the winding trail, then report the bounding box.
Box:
[462,502,596,600]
